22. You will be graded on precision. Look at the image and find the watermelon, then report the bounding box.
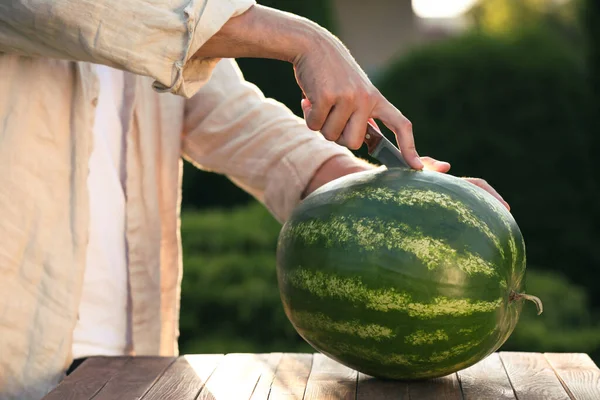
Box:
[276,167,542,380]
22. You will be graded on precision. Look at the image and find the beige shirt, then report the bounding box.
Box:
[0,1,354,399]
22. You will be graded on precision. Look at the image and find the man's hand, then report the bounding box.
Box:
[195,5,424,170]
[303,156,510,211]
[294,38,419,168]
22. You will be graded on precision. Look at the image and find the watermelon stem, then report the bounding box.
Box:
[510,291,544,315]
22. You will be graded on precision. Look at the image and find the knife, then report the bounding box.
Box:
[363,121,410,169]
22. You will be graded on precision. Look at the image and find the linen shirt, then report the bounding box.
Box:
[0,1,354,398]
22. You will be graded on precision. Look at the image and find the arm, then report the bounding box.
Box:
[195,5,424,169]
[0,1,423,165]
[182,58,356,222]
[0,0,255,97]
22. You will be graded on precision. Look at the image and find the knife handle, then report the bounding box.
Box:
[364,121,384,153]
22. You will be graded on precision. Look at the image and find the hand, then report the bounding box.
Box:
[419,158,510,210]
[461,177,510,211]
[295,46,423,170]
[196,5,423,170]
[419,157,509,210]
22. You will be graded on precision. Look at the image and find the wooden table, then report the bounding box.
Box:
[42,352,600,399]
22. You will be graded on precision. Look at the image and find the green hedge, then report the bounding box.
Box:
[178,203,312,354]
[374,30,599,305]
[178,204,600,362]
[583,0,600,225]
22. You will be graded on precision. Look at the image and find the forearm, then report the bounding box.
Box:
[302,155,377,198]
[194,5,320,63]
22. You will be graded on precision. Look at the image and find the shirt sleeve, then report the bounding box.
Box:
[182,58,356,223]
[0,0,255,97]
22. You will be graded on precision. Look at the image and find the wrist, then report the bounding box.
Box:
[195,5,320,64]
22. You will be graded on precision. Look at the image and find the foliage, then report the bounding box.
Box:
[467,0,584,44]
[178,203,312,354]
[375,30,599,306]
[180,0,337,211]
[178,204,600,364]
[582,0,600,224]
[503,269,600,361]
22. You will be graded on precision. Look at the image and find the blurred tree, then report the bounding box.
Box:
[582,0,600,228]
[376,30,599,305]
[181,0,337,210]
[468,0,583,37]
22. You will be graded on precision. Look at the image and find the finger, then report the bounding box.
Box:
[305,96,334,132]
[463,178,510,211]
[320,102,355,143]
[420,156,451,173]
[337,105,373,150]
[373,100,423,170]
[368,118,379,129]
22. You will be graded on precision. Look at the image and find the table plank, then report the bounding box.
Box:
[197,353,270,400]
[303,353,358,400]
[545,353,600,400]
[408,373,462,400]
[249,353,283,400]
[91,356,176,400]
[42,357,129,400]
[268,353,313,400]
[141,354,224,400]
[458,353,516,399]
[499,352,572,400]
[356,373,409,400]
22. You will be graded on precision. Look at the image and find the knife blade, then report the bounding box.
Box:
[363,121,410,168]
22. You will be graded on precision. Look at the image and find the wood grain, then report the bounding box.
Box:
[197,353,270,400]
[141,355,224,400]
[499,352,571,400]
[42,357,129,400]
[41,352,600,400]
[91,356,176,400]
[249,353,283,400]
[303,353,358,400]
[268,353,313,400]
[545,353,600,400]
[356,373,409,400]
[408,373,462,400]
[458,353,516,399]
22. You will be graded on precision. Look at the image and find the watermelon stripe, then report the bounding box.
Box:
[404,329,449,345]
[318,334,490,366]
[461,183,519,269]
[285,216,498,277]
[286,268,504,318]
[292,311,396,341]
[332,187,505,259]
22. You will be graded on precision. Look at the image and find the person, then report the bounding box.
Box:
[0,2,508,399]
